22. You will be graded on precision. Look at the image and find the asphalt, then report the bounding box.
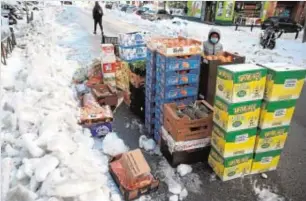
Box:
[59,6,306,201]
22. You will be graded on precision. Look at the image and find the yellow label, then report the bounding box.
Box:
[254,134,287,153]
[213,106,229,130]
[251,154,280,174]
[265,78,305,101]
[260,106,295,129]
[211,131,256,157]
[216,77,234,102]
[209,153,252,181]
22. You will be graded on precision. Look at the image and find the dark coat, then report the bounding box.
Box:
[93,4,103,20]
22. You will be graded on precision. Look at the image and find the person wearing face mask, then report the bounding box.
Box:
[203,28,223,55]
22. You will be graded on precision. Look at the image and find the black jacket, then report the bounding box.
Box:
[93,4,103,20]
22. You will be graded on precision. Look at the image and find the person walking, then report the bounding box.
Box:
[92,1,103,35]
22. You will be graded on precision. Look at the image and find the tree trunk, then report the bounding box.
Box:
[303,4,306,43]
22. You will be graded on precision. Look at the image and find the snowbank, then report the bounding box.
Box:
[0,6,124,201]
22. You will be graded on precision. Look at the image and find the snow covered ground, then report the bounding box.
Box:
[102,7,306,68]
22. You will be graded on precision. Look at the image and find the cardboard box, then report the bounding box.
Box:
[118,32,147,47]
[116,61,130,91]
[163,100,213,141]
[208,148,253,181]
[213,96,261,132]
[259,99,297,129]
[161,126,211,167]
[102,62,117,74]
[199,52,246,105]
[259,63,306,101]
[103,73,116,88]
[254,126,289,153]
[101,44,116,63]
[211,124,257,158]
[121,149,151,179]
[216,64,267,103]
[91,84,118,107]
[251,149,282,174]
[119,46,147,62]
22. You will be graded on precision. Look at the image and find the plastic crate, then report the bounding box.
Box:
[156,69,199,86]
[155,84,198,100]
[156,53,201,72]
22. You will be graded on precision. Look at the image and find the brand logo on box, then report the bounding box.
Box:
[103,63,116,73]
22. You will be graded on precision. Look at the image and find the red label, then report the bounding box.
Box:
[101,45,114,54]
[102,63,116,73]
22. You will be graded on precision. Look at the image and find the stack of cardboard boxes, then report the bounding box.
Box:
[252,63,306,174]
[208,64,267,181]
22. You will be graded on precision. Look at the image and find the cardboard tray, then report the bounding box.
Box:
[109,156,159,201]
[199,51,245,105]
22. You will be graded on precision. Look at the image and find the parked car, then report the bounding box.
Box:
[141,9,173,21]
[120,5,129,12]
[135,7,149,16]
[105,2,113,9]
[126,5,137,13]
[261,16,303,33]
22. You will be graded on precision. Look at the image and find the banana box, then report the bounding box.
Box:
[216,64,267,103]
[254,126,289,153]
[208,148,253,181]
[259,99,296,129]
[211,123,257,157]
[259,63,306,101]
[213,96,262,132]
[251,149,282,174]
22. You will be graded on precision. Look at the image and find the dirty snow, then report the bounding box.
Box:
[177,164,192,177]
[253,181,285,201]
[139,135,156,152]
[102,132,129,156]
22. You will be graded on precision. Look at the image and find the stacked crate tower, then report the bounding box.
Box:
[208,64,268,181]
[252,63,306,174]
[153,53,202,142]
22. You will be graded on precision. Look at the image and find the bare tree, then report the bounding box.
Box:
[303,4,306,43]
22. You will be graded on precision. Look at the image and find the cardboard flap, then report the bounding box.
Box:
[121,149,151,178]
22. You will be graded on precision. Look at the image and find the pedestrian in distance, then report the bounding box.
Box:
[92,1,103,35]
[203,28,223,55]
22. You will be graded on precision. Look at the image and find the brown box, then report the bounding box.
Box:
[109,149,159,201]
[199,52,245,105]
[91,84,118,107]
[163,100,214,141]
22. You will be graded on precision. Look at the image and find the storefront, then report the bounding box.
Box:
[234,1,263,25]
[214,1,235,25]
[166,1,203,18]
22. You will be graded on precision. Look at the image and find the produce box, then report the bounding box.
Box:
[161,127,211,167]
[208,148,253,181]
[101,44,116,63]
[79,93,113,124]
[109,149,159,201]
[199,52,245,105]
[156,84,198,100]
[163,100,213,141]
[84,122,112,137]
[259,99,296,129]
[211,124,257,157]
[254,126,289,153]
[216,64,267,103]
[119,46,147,62]
[116,60,130,91]
[156,68,199,87]
[118,32,147,47]
[213,96,261,132]
[149,37,203,57]
[156,53,201,72]
[258,63,306,101]
[91,84,118,107]
[251,149,282,174]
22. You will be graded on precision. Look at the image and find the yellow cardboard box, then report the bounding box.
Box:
[259,100,296,129]
[254,126,289,153]
[251,149,282,174]
[216,64,267,103]
[211,123,257,157]
[213,96,262,132]
[259,63,306,101]
[208,148,253,181]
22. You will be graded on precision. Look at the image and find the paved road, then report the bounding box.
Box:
[60,6,306,201]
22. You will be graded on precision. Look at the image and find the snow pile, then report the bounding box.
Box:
[0,6,123,201]
[253,181,285,201]
[155,160,189,200]
[139,135,156,152]
[102,132,129,156]
[176,164,192,177]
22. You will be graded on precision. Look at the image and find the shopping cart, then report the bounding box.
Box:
[101,33,119,57]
